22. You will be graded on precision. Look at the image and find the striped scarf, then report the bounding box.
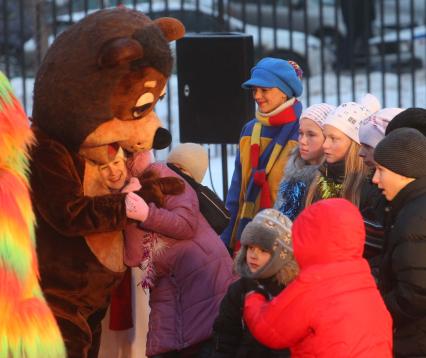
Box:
[249,99,302,209]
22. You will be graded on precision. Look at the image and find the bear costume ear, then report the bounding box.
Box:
[97,37,144,68]
[154,17,185,42]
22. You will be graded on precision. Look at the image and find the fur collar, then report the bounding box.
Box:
[283,147,321,183]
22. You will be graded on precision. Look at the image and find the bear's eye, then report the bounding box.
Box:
[133,92,155,118]
[132,104,151,118]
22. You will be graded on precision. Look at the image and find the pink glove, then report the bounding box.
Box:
[125,192,149,222]
[121,177,142,193]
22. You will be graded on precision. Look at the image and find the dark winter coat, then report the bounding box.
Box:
[379,176,426,357]
[212,277,290,358]
[359,176,387,277]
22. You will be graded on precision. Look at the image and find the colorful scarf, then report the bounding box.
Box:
[249,99,302,209]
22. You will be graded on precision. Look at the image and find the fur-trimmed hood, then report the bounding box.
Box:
[234,247,298,286]
[283,146,321,184]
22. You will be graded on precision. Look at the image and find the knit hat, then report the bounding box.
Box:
[360,93,382,114]
[323,93,381,143]
[359,108,405,148]
[385,107,426,136]
[374,127,426,178]
[241,57,303,98]
[301,103,336,129]
[166,143,208,183]
[236,209,295,280]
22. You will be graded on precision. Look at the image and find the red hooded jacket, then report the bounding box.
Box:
[244,198,392,357]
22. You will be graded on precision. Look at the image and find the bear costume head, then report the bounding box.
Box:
[32,7,185,153]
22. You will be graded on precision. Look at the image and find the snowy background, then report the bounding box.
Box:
[9,66,425,200]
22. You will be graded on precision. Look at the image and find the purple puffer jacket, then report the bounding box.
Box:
[125,162,235,356]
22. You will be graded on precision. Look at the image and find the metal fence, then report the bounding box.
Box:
[1,0,426,196]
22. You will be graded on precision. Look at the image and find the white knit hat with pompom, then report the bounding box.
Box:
[323,93,381,144]
[167,143,208,183]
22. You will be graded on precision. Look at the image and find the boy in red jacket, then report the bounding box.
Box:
[243,198,393,357]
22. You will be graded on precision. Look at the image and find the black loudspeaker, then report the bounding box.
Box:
[177,33,255,144]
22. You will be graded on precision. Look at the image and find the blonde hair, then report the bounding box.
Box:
[305,141,368,207]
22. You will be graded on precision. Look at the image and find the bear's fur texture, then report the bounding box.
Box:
[29,7,184,358]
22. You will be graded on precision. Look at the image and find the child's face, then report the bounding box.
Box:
[322,125,352,163]
[372,164,414,201]
[358,143,375,168]
[298,118,325,165]
[99,156,128,191]
[246,245,272,273]
[252,87,287,113]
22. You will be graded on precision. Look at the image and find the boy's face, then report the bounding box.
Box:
[246,245,272,273]
[99,156,128,191]
[372,164,414,201]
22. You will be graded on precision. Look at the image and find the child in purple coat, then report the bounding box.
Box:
[124,144,235,358]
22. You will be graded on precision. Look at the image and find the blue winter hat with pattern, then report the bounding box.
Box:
[241,57,303,98]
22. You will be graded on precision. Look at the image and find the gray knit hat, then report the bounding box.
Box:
[235,209,295,280]
[374,127,426,178]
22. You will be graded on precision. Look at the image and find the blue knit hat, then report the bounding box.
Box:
[241,57,303,98]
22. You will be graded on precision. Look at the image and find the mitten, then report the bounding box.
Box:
[125,192,149,222]
[121,177,142,193]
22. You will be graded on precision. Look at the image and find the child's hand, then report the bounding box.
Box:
[125,192,149,222]
[121,177,142,193]
[246,284,272,301]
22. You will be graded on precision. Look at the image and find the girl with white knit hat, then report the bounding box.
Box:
[359,107,405,168]
[304,94,389,271]
[274,103,335,220]
[305,93,380,207]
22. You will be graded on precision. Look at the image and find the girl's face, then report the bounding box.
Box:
[246,245,271,273]
[99,157,128,191]
[252,87,287,113]
[372,164,414,201]
[358,143,376,168]
[298,118,325,164]
[322,125,352,163]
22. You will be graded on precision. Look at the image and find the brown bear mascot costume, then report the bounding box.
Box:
[29,7,185,357]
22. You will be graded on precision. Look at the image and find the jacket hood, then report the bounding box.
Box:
[292,198,365,269]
